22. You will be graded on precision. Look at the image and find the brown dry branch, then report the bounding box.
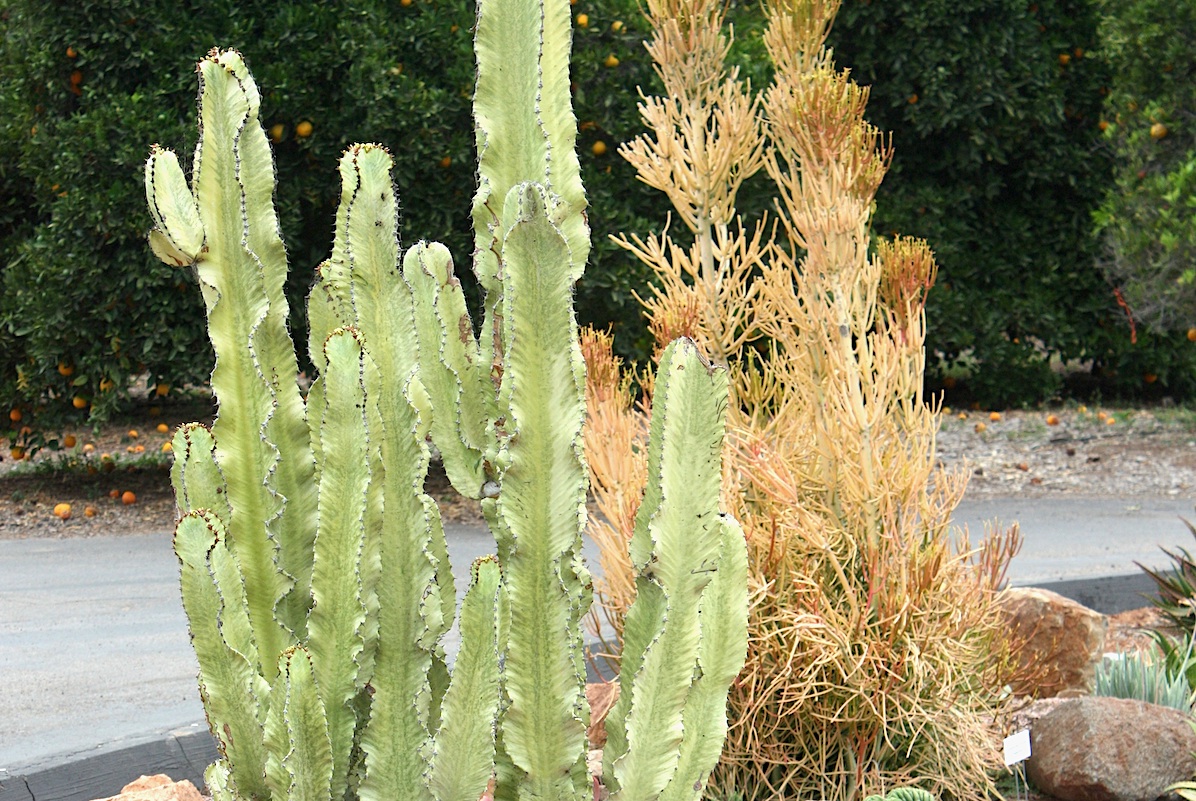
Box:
[584,0,1026,799]
[579,328,646,640]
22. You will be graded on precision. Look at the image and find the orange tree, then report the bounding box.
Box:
[0,0,656,455]
[0,0,471,452]
[1092,0,1196,392]
[826,0,1127,405]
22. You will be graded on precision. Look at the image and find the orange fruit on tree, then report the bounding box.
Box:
[439,155,452,169]
[269,123,285,143]
[121,491,137,505]
[99,377,115,392]
[295,121,313,138]
[53,503,72,520]
[1151,123,1168,140]
[1188,327,1196,342]
[576,13,588,26]
[162,442,173,453]
[66,46,77,59]
[611,20,624,32]
[8,408,21,423]
[1144,373,1159,384]
[1098,120,1109,132]
[72,395,89,409]
[603,54,619,68]
[592,140,607,156]
[58,361,74,377]
[156,423,170,434]
[155,382,170,397]
[1058,53,1071,66]
[63,434,77,448]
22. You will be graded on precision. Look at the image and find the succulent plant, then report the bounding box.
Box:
[144,1,747,799]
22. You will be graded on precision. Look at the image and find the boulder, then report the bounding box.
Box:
[1026,696,1196,801]
[1000,587,1107,697]
[90,775,204,801]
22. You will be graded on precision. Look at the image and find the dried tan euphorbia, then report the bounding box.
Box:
[583,1,1025,800]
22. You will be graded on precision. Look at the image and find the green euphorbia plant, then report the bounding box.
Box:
[143,1,747,799]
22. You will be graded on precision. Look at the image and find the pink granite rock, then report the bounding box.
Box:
[90,774,204,801]
[1000,586,1107,697]
[1026,696,1196,801]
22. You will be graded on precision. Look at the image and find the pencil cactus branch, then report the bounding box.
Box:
[146,2,744,799]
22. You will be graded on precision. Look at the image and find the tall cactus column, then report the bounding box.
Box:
[145,0,747,798]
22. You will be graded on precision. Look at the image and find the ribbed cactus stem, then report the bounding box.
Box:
[487,183,590,801]
[602,338,747,801]
[147,1,746,798]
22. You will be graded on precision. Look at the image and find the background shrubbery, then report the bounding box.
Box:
[1092,0,1196,378]
[1,0,1194,450]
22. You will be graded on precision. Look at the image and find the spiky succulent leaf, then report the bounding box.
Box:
[203,760,237,801]
[605,338,731,801]
[264,647,334,801]
[404,242,490,497]
[307,328,379,800]
[145,146,203,265]
[657,518,748,801]
[428,557,505,801]
[490,183,589,801]
[178,48,320,666]
[170,423,230,522]
[471,0,589,399]
[175,511,270,800]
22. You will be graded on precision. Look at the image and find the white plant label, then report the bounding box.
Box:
[1003,729,1032,766]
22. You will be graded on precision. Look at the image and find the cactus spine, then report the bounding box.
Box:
[146,2,746,799]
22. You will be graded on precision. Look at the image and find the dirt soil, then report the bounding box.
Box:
[936,404,1196,499]
[0,400,482,540]
[2,404,1193,539]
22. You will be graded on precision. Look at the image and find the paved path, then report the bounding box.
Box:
[1,494,1193,774]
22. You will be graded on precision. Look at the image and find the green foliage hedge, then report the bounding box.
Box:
[828,0,1108,405]
[0,0,663,453]
[2,0,1194,449]
[1093,0,1196,336]
[826,0,1196,404]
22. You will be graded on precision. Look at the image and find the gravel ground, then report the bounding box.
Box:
[936,404,1196,499]
[0,403,482,539]
[1,404,1193,540]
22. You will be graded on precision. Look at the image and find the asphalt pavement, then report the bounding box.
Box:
[1,494,1194,778]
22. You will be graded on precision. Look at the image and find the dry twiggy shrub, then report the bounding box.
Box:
[584,1,1027,799]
